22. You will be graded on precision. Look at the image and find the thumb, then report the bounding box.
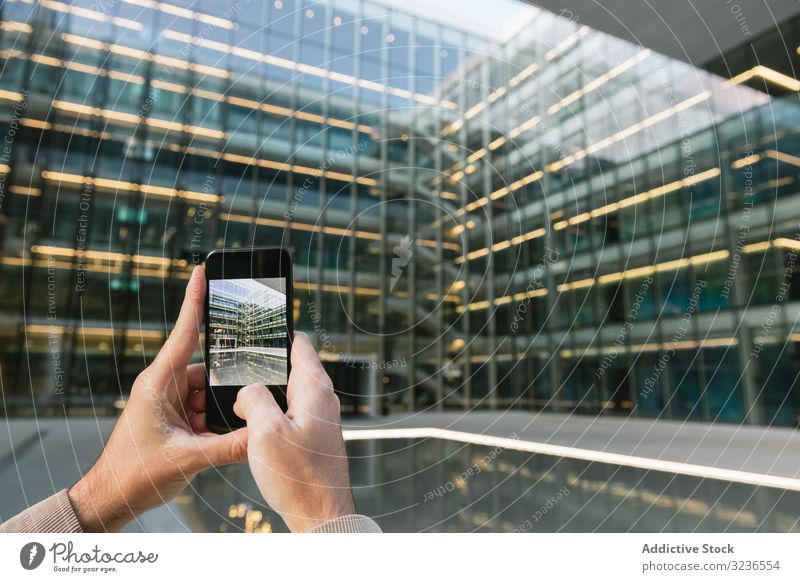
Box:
[187,427,249,472]
[234,384,286,428]
[154,266,205,375]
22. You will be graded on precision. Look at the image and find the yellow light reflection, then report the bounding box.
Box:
[726,65,800,92]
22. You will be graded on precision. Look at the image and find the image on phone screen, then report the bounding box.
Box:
[207,277,288,387]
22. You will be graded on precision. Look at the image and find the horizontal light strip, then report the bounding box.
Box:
[554,168,721,230]
[508,115,541,140]
[727,65,800,92]
[35,174,384,241]
[41,0,142,31]
[561,236,792,292]
[440,48,632,186]
[637,337,738,351]
[184,145,377,186]
[460,247,732,312]
[0,85,379,187]
[556,277,594,292]
[452,151,749,264]
[560,337,740,359]
[592,249,730,287]
[455,287,547,313]
[548,91,712,172]
[544,26,590,61]
[62,32,229,79]
[30,245,189,270]
[122,0,236,29]
[441,61,540,138]
[731,149,800,169]
[51,99,225,140]
[221,213,456,255]
[226,94,372,134]
[220,212,381,242]
[438,113,540,186]
[294,281,380,297]
[509,63,539,88]
[454,227,546,265]
[0,89,22,101]
[773,237,800,251]
[159,29,455,109]
[342,427,800,492]
[0,21,32,33]
[453,169,544,217]
[19,249,386,296]
[32,245,181,265]
[547,49,651,115]
[9,48,372,135]
[25,324,165,339]
[41,171,220,203]
[9,186,42,196]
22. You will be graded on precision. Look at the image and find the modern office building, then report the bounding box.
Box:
[208,278,287,385]
[0,0,799,425]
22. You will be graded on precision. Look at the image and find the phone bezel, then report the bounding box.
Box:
[204,247,293,434]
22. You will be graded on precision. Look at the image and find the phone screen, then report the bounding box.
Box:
[204,248,292,433]
[208,277,289,387]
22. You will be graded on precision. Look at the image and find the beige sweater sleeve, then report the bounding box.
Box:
[0,490,382,533]
[0,489,82,533]
[308,514,383,533]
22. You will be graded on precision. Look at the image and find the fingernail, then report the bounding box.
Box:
[187,265,204,297]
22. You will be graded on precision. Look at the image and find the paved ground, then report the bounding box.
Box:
[1,412,799,532]
[0,417,189,532]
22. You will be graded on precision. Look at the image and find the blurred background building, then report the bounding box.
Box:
[0,0,799,425]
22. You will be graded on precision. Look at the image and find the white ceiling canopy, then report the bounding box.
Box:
[525,0,800,66]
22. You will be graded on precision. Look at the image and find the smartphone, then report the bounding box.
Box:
[204,247,293,434]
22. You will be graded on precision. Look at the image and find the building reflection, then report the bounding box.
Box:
[182,439,800,532]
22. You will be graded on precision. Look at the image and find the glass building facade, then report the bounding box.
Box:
[1,0,799,424]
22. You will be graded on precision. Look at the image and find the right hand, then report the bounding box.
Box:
[233,332,356,532]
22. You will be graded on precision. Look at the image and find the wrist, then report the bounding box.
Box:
[284,492,356,533]
[68,467,134,532]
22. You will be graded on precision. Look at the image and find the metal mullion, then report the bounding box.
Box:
[376,8,389,414]
[481,54,497,410]
[642,115,672,419]
[458,35,470,409]
[678,139,709,422]
[67,14,120,411]
[433,25,444,410]
[497,50,520,409]
[282,3,302,256]
[249,27,268,247]
[317,1,333,356]
[537,34,560,413]
[576,34,603,415]
[347,2,362,360]
[726,105,769,425]
[407,21,418,411]
[605,106,635,415]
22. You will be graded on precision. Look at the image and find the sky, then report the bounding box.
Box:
[373,0,540,42]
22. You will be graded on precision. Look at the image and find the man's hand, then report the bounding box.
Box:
[233,332,356,532]
[68,266,248,532]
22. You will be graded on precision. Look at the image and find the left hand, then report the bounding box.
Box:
[68,265,248,531]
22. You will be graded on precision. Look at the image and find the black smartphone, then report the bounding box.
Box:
[204,247,293,434]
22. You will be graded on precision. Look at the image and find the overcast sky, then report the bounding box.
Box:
[373,0,540,41]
